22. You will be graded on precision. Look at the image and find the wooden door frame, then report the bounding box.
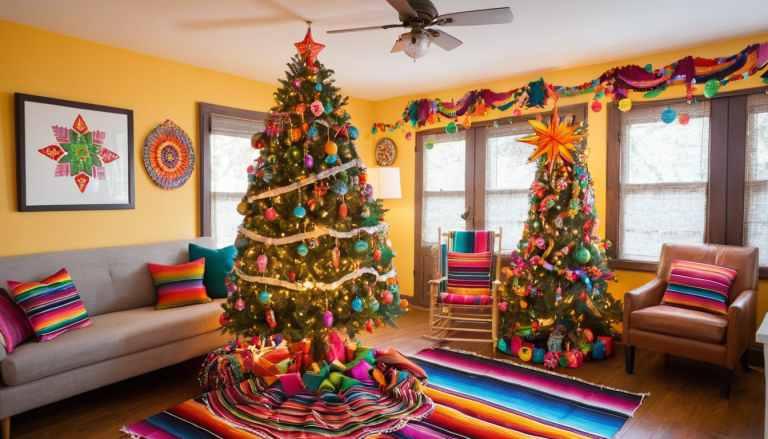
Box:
[198,102,269,238]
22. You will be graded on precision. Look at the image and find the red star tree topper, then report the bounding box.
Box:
[294,22,325,67]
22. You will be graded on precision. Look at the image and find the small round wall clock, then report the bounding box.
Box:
[375,138,397,166]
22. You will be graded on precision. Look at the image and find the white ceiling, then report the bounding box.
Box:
[2,0,768,101]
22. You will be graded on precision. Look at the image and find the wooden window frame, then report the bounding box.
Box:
[198,102,269,238]
[413,104,587,305]
[605,87,768,278]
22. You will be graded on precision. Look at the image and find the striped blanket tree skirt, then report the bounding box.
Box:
[122,348,646,439]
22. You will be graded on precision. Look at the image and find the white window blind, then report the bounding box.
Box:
[485,123,538,251]
[421,130,466,246]
[745,93,768,267]
[210,115,264,248]
[619,101,711,261]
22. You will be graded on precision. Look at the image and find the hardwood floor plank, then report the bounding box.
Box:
[8,309,764,438]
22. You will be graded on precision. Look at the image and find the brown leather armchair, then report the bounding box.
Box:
[623,243,759,398]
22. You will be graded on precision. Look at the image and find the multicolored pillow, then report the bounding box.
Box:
[446,251,492,296]
[0,294,34,353]
[661,260,738,315]
[148,258,211,309]
[7,268,92,342]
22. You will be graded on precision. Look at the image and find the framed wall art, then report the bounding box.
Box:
[15,93,135,211]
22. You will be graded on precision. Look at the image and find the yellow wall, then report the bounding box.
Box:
[2,19,767,335]
[0,20,374,257]
[372,32,768,334]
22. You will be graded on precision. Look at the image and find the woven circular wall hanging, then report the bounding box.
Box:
[143,120,195,189]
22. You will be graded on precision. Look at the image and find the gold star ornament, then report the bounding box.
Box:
[294,22,325,67]
[518,104,588,173]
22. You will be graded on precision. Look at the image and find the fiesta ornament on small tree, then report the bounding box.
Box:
[499,95,623,356]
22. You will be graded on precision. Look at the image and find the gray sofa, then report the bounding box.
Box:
[0,237,231,437]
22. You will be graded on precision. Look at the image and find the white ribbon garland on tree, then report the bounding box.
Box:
[238,222,389,246]
[248,159,362,202]
[234,265,397,291]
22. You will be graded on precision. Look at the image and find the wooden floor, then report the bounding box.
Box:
[9,309,765,438]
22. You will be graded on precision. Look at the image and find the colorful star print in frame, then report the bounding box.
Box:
[15,93,135,211]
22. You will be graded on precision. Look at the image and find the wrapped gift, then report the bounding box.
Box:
[532,347,546,364]
[598,336,614,357]
[544,351,560,370]
[277,373,305,396]
[592,340,606,360]
[347,360,375,384]
[302,361,330,391]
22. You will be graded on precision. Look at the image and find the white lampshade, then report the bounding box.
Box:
[366,167,402,200]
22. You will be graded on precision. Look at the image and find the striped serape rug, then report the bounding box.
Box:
[381,348,647,439]
[123,348,646,439]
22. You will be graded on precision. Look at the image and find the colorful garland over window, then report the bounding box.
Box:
[372,42,768,132]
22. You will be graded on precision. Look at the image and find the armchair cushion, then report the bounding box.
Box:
[660,260,737,316]
[631,305,728,343]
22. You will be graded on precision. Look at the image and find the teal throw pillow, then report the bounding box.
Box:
[189,243,237,298]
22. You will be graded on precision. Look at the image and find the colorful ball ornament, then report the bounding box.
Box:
[518,347,533,362]
[308,199,317,211]
[348,126,359,140]
[704,79,720,98]
[293,79,302,88]
[324,141,338,155]
[235,298,245,311]
[324,310,334,327]
[355,240,369,252]
[265,207,276,220]
[311,101,324,116]
[373,248,382,261]
[399,299,408,309]
[257,254,268,273]
[661,107,676,124]
[315,83,323,92]
[251,133,265,150]
[445,121,458,135]
[285,146,302,163]
[679,114,690,125]
[591,100,602,113]
[259,291,270,303]
[297,244,309,256]
[305,154,314,168]
[323,102,333,114]
[426,139,435,150]
[236,202,249,215]
[352,298,363,312]
[574,247,591,264]
[267,309,276,328]
[308,125,319,141]
[339,203,348,218]
[219,313,229,326]
[366,319,374,333]
[294,205,306,218]
[382,290,393,304]
[370,299,380,312]
[618,99,632,112]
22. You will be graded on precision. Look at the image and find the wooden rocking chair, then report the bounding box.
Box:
[423,227,503,348]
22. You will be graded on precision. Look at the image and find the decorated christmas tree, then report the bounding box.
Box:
[220,25,405,359]
[498,100,623,348]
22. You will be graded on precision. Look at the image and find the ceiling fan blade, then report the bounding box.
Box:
[327,24,404,34]
[386,0,418,18]
[391,39,404,53]
[435,7,513,26]
[429,30,463,51]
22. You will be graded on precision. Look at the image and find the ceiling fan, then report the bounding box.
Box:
[327,0,513,61]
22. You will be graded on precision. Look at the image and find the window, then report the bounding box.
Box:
[745,93,768,269]
[607,89,768,278]
[199,103,268,248]
[414,104,586,305]
[617,101,711,262]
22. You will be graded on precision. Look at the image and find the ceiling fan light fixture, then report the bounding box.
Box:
[401,28,430,60]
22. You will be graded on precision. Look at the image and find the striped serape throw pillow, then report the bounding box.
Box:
[661,260,738,315]
[446,251,492,296]
[148,258,212,309]
[7,268,92,342]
